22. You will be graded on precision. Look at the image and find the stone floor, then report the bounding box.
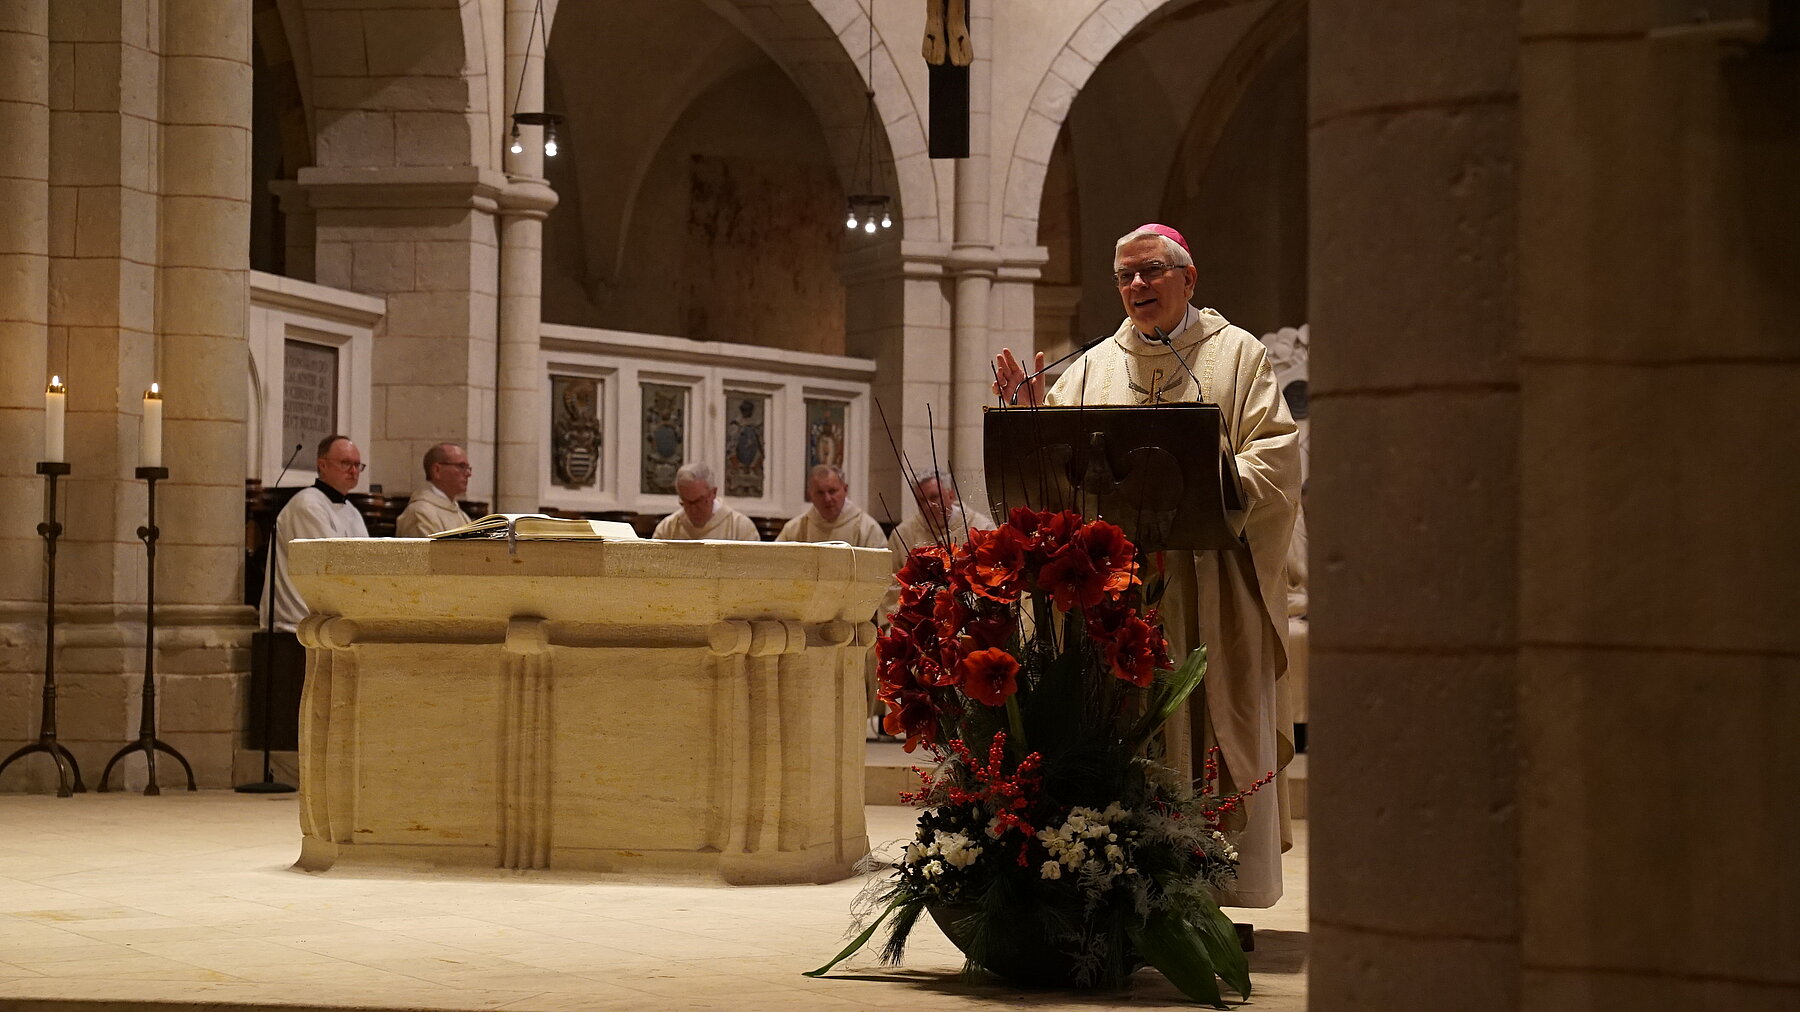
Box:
[0,792,1307,1011]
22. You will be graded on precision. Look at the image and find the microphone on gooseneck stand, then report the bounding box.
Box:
[237,442,306,794]
[1022,331,1110,385]
[998,332,1112,406]
[274,442,304,488]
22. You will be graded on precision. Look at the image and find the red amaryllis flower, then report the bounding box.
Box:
[961,524,1031,603]
[1092,610,1170,687]
[1032,509,1085,556]
[931,585,972,635]
[881,682,944,751]
[1076,520,1140,598]
[894,543,951,592]
[1004,506,1044,538]
[956,647,1021,706]
[1037,544,1102,612]
[963,605,1017,650]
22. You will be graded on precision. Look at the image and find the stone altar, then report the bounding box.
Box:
[285,537,890,884]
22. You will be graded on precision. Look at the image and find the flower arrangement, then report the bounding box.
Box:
[806,507,1270,1007]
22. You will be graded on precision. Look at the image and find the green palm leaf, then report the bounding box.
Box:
[1122,646,1207,754]
[803,897,900,977]
[1127,910,1225,1008]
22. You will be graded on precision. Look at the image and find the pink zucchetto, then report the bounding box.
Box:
[1133,223,1189,253]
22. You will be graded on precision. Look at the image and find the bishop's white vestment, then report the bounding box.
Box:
[1046,305,1301,908]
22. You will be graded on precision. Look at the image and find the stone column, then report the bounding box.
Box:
[0,0,256,791]
[34,0,170,791]
[1516,6,1800,1007]
[1307,0,1521,1008]
[842,241,952,522]
[150,0,257,787]
[493,0,558,514]
[947,1,993,509]
[0,0,51,754]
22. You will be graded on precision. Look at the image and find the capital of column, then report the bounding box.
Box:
[944,243,1051,284]
[497,176,558,220]
[836,240,1049,287]
[945,244,999,280]
[297,165,511,214]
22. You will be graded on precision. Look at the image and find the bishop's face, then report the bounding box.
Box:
[1114,236,1197,338]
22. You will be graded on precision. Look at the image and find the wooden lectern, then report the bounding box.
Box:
[983,404,1247,553]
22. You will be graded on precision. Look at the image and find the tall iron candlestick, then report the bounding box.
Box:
[99,467,196,794]
[0,462,84,796]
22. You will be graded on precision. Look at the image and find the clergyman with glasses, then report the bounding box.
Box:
[651,462,761,541]
[396,442,476,537]
[260,434,371,632]
[989,224,1302,913]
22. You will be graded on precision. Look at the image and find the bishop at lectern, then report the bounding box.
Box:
[992,223,1300,909]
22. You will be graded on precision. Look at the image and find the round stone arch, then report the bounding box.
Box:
[706,0,940,240]
[998,0,1285,248]
[284,0,493,172]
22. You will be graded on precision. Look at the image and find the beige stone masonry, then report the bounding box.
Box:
[302,164,503,497]
[0,0,253,795]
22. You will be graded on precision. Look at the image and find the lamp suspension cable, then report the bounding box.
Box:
[845,0,892,235]
[507,0,561,159]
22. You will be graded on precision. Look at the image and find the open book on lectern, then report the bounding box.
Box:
[982,403,1247,554]
[428,514,639,541]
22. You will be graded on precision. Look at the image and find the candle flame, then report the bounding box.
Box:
[48,376,64,392]
[148,382,160,397]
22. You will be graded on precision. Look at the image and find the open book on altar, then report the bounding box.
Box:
[427,513,640,542]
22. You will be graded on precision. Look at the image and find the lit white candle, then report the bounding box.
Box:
[44,376,65,463]
[141,383,163,469]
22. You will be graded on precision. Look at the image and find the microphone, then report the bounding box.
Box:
[996,332,1110,406]
[1153,325,1238,452]
[1023,331,1109,384]
[273,442,304,488]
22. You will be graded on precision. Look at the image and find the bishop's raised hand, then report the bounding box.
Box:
[991,348,1046,407]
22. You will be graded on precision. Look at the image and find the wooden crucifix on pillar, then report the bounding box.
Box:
[924,0,972,158]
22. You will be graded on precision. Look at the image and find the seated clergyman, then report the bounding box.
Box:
[779,463,890,739]
[652,462,761,541]
[775,464,887,548]
[262,434,370,631]
[396,442,475,538]
[884,468,992,560]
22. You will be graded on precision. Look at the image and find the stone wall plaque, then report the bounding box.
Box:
[805,397,846,472]
[284,339,339,457]
[723,391,767,498]
[551,375,602,489]
[640,383,687,494]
